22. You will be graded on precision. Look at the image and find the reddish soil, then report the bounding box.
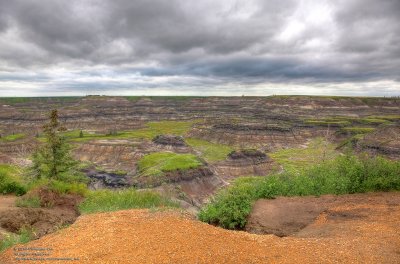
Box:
[1,192,399,264]
[245,192,400,238]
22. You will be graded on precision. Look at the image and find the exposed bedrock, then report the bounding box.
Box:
[188,124,331,150]
[356,126,400,159]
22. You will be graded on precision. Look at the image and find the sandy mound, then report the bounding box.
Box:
[1,192,400,264]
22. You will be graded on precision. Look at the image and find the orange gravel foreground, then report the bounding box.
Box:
[1,193,400,264]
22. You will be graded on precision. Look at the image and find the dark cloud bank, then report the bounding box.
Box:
[0,0,399,96]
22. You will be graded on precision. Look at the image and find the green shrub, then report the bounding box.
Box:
[79,188,178,214]
[199,153,400,229]
[199,178,258,229]
[0,165,27,196]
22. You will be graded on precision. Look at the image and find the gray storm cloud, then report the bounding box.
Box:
[0,0,399,96]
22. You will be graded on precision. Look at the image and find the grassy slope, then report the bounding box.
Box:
[186,138,234,162]
[137,152,202,177]
[78,189,178,214]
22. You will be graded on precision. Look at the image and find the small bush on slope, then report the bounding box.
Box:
[78,188,178,214]
[199,154,400,229]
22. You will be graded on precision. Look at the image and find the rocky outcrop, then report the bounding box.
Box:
[83,169,132,189]
[228,149,268,162]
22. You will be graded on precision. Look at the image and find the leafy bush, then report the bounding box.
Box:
[199,154,400,229]
[0,165,26,196]
[78,188,178,214]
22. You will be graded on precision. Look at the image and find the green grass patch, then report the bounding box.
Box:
[359,118,391,125]
[0,228,34,252]
[367,115,400,121]
[199,154,400,229]
[0,164,26,195]
[304,119,351,127]
[78,188,178,214]
[0,133,25,142]
[137,152,202,177]
[186,138,234,162]
[269,138,337,173]
[340,127,376,134]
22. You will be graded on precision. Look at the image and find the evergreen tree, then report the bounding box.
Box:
[31,109,80,181]
[79,130,84,138]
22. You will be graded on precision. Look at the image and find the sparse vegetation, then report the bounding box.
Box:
[199,153,400,229]
[137,152,202,177]
[269,138,337,173]
[78,188,178,214]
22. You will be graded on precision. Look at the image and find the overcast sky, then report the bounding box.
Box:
[0,0,399,97]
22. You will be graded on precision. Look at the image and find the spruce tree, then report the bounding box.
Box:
[31,109,79,181]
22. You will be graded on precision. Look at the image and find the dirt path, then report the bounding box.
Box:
[0,195,17,212]
[1,192,399,264]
